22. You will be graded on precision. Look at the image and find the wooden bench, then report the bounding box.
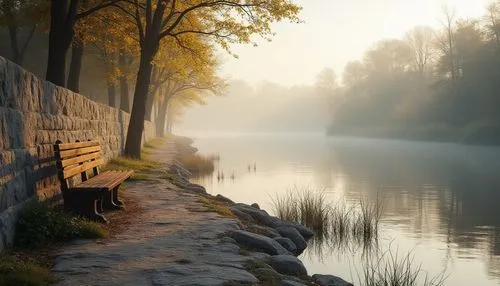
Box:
[54,140,133,223]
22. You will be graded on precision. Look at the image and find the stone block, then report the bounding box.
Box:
[0,201,27,251]
[40,81,57,114]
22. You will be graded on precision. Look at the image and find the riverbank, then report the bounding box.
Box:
[51,135,353,286]
[327,121,500,146]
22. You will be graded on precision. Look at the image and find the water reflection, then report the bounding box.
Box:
[189,134,500,285]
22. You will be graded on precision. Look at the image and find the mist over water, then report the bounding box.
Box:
[188,133,500,286]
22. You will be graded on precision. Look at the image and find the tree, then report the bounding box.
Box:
[437,6,458,87]
[484,1,500,46]
[111,0,301,158]
[45,0,120,87]
[315,68,337,121]
[315,68,337,95]
[118,50,134,112]
[342,61,366,88]
[151,34,225,136]
[364,39,413,78]
[405,26,435,82]
[0,0,48,65]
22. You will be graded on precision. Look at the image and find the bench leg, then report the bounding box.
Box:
[113,186,124,206]
[86,200,108,223]
[103,187,123,210]
[63,191,108,223]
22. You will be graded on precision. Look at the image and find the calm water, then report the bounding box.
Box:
[187,132,500,286]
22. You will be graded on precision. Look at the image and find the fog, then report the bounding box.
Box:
[180,0,500,145]
[220,0,491,87]
[177,80,329,133]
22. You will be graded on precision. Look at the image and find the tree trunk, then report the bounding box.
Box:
[145,85,159,121]
[155,96,170,137]
[124,45,157,158]
[67,38,84,92]
[7,24,22,65]
[108,81,117,108]
[119,52,130,112]
[46,0,75,87]
[124,1,166,158]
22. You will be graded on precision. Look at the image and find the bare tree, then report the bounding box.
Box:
[484,2,500,46]
[405,26,435,82]
[439,5,458,88]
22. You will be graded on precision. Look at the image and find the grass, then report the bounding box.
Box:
[102,156,163,181]
[0,255,56,286]
[143,137,167,149]
[271,187,382,253]
[15,200,108,249]
[178,154,215,176]
[199,197,236,218]
[359,247,447,286]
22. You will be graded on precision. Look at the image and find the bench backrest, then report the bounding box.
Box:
[54,140,104,191]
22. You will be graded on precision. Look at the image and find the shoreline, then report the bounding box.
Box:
[170,135,353,286]
[49,135,353,286]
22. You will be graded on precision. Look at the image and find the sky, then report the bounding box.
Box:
[218,0,492,87]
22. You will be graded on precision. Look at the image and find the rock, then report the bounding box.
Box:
[230,230,291,256]
[274,237,297,255]
[229,207,255,222]
[152,264,259,285]
[281,280,307,286]
[220,236,237,244]
[215,194,235,204]
[231,204,314,239]
[251,203,260,209]
[266,255,307,277]
[230,204,280,226]
[275,226,307,255]
[276,221,314,239]
[168,163,192,178]
[248,224,280,238]
[251,266,282,285]
[186,183,207,194]
[312,274,353,286]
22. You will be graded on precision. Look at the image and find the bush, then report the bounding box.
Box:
[15,200,107,249]
[0,256,56,286]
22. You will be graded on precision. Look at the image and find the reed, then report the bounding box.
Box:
[359,247,447,286]
[272,187,382,252]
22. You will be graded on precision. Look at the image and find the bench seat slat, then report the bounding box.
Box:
[59,146,101,159]
[73,170,133,190]
[61,152,102,168]
[58,140,100,150]
[63,159,104,179]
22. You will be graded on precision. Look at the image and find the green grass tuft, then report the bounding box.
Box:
[0,256,56,286]
[199,197,235,218]
[15,200,108,249]
[103,157,163,181]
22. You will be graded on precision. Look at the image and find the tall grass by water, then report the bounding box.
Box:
[358,246,447,286]
[271,186,382,251]
[272,188,447,285]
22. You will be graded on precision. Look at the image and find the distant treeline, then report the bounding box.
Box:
[326,2,500,145]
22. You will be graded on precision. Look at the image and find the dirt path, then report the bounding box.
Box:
[52,140,259,286]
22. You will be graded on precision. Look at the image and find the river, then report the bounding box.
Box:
[186,132,500,286]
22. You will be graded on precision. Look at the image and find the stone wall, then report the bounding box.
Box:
[0,56,155,250]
